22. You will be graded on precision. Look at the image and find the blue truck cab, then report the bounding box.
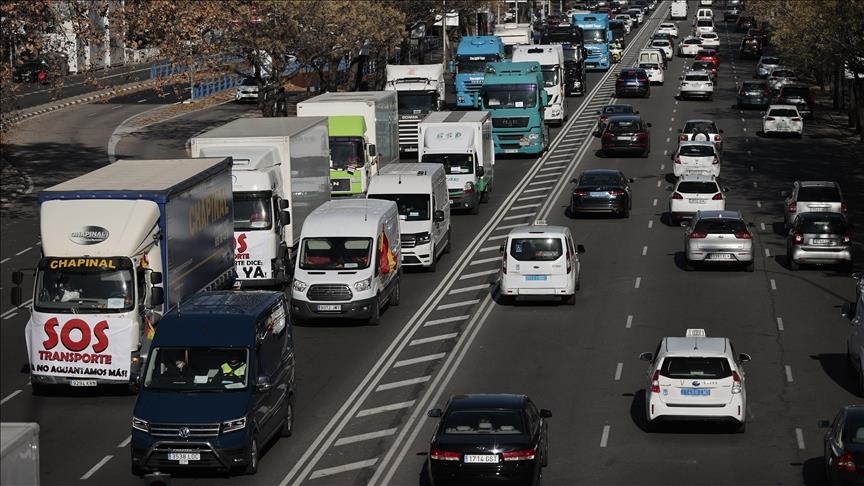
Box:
[452,36,506,108]
[573,13,612,71]
[479,61,549,155]
[131,290,295,477]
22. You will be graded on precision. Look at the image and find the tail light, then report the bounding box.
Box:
[788,202,797,213]
[502,446,537,461]
[674,156,682,164]
[712,193,724,200]
[836,452,857,473]
[672,192,684,199]
[575,190,590,197]
[566,250,572,274]
[502,252,507,274]
[430,449,461,461]
[650,370,660,393]
[843,233,851,244]
[679,134,688,141]
[608,189,626,196]
[841,202,848,213]
[793,232,803,244]
[731,370,742,394]
[791,117,801,122]
[635,132,648,140]
[712,156,719,165]
[603,132,615,140]
[734,231,752,239]
[765,117,776,121]
[714,135,722,142]
[689,231,708,239]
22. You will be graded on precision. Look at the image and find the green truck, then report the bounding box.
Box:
[480,61,550,155]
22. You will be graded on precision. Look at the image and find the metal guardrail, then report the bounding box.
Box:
[191,74,239,100]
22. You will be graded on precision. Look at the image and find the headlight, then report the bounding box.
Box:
[600,56,609,62]
[353,277,372,292]
[292,279,307,292]
[222,417,246,434]
[132,417,149,433]
[416,232,431,244]
[528,133,540,140]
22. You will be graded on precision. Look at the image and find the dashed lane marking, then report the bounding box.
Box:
[634,277,641,289]
[614,363,623,381]
[765,248,771,258]
[760,222,766,231]
[777,317,785,331]
[600,425,611,448]
[626,315,633,328]
[0,389,22,405]
[14,246,32,256]
[648,220,653,229]
[117,435,131,448]
[376,376,430,392]
[448,284,492,295]
[410,333,458,346]
[80,455,113,480]
[770,279,777,290]
[393,353,447,368]
[652,198,657,206]
[436,300,480,311]
[309,459,378,480]
[470,257,501,266]
[458,269,498,280]
[785,365,793,383]
[357,401,415,418]
[424,316,469,327]
[334,428,397,447]
[0,258,10,264]
[642,246,648,256]
[796,428,805,450]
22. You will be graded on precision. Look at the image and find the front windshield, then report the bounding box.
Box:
[34,258,134,313]
[299,237,373,270]
[482,84,538,109]
[541,69,559,88]
[457,55,498,74]
[541,30,580,44]
[234,194,272,231]
[397,92,436,114]
[582,28,607,44]
[330,137,365,170]
[368,194,430,221]
[144,347,250,391]
[421,153,474,175]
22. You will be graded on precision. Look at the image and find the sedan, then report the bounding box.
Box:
[671,141,721,178]
[595,104,639,133]
[737,80,771,109]
[679,71,714,100]
[427,394,551,486]
[656,22,678,38]
[678,37,703,57]
[822,405,864,485]
[600,115,651,158]
[756,56,782,78]
[762,105,803,137]
[772,84,815,119]
[570,169,633,218]
[699,32,720,48]
[787,211,853,271]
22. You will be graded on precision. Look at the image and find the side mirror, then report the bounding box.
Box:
[427,408,442,418]
[433,210,445,223]
[747,222,755,228]
[499,244,505,253]
[634,110,640,114]
[723,186,731,192]
[639,352,653,362]
[257,375,272,391]
[539,409,552,418]
[278,199,289,211]
[11,287,22,307]
[149,287,165,307]
[570,178,578,184]
[280,211,291,226]
[576,244,586,254]
[738,353,752,363]
[476,166,485,177]
[12,270,23,285]
[149,272,163,285]
[368,144,377,157]
[719,129,725,133]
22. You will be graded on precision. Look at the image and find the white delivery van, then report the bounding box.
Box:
[638,49,666,70]
[290,199,401,325]
[498,221,585,305]
[367,163,451,271]
[696,8,714,21]
[670,0,688,20]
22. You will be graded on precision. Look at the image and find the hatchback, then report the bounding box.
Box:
[783,180,847,228]
[694,49,720,69]
[762,105,803,137]
[678,37,703,57]
[657,22,678,37]
[737,81,771,109]
[615,68,651,98]
[683,210,754,271]
[772,84,815,119]
[672,141,721,178]
[570,169,633,218]
[668,174,725,224]
[600,115,652,157]
[699,32,720,48]
[639,62,664,85]
[679,71,714,100]
[822,405,864,485]
[650,39,673,60]
[756,56,781,78]
[689,60,717,84]
[786,212,852,271]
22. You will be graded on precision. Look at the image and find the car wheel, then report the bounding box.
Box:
[444,228,452,254]
[622,206,630,219]
[244,435,259,475]
[368,297,381,325]
[743,261,754,272]
[390,276,401,305]
[562,293,576,306]
[796,131,803,139]
[281,397,295,437]
[684,258,695,271]
[427,252,437,273]
[788,256,799,271]
[645,418,658,433]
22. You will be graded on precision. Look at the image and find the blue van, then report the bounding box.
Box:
[131,291,295,476]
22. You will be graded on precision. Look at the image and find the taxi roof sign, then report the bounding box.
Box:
[685,328,707,338]
[534,219,547,226]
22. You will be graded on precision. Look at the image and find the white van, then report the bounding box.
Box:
[291,199,401,325]
[638,49,666,70]
[498,221,585,305]
[696,8,714,21]
[670,0,688,20]
[367,163,451,271]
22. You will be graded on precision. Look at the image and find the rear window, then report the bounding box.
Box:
[443,410,524,435]
[679,145,715,156]
[602,105,635,115]
[639,63,660,70]
[694,219,747,234]
[780,86,810,97]
[772,70,795,78]
[842,413,864,444]
[761,57,780,64]
[607,120,643,132]
[684,39,702,45]
[676,181,720,194]
[685,75,711,82]
[683,121,717,133]
[652,40,670,47]
[797,186,841,202]
[620,70,645,79]
[798,217,846,234]
[580,172,622,186]
[701,33,718,39]
[768,108,798,117]
[692,62,714,70]
[742,82,766,90]
[660,357,733,379]
[509,237,563,261]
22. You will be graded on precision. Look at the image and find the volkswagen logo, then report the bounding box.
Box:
[692,381,701,387]
[178,426,191,439]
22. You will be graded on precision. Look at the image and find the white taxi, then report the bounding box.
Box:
[668,174,726,225]
[640,329,750,432]
[498,221,584,305]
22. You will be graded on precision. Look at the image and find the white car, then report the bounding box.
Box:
[679,70,714,100]
[498,222,584,305]
[615,14,633,34]
[668,174,725,224]
[234,77,259,102]
[656,22,679,38]
[640,328,750,432]
[762,104,803,137]
[672,141,720,178]
[782,180,846,228]
[767,66,798,91]
[638,62,664,85]
[627,8,645,25]
[649,39,673,60]
[678,119,724,151]
[678,36,703,57]
[844,276,864,394]
[698,32,720,48]
[683,211,754,271]
[694,18,715,35]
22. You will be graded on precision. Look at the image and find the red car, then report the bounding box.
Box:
[694,49,720,70]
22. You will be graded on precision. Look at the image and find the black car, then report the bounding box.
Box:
[595,103,639,133]
[736,15,754,32]
[600,115,651,157]
[773,84,815,119]
[570,169,633,218]
[822,405,864,485]
[737,81,771,109]
[739,36,762,59]
[427,394,551,486]
[615,68,650,98]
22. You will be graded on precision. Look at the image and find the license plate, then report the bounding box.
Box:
[707,253,734,260]
[506,149,519,153]
[168,452,201,462]
[618,136,633,141]
[688,199,707,204]
[525,275,548,281]
[316,304,341,311]
[589,191,609,198]
[812,239,834,245]
[464,454,499,464]
[681,388,711,396]
[70,380,97,387]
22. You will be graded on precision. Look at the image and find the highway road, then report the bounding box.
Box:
[1,1,862,485]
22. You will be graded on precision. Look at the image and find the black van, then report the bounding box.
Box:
[131,291,295,476]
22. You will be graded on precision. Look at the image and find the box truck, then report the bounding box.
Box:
[296,91,399,196]
[10,158,236,393]
[418,111,495,214]
[1,423,39,486]
[385,64,445,155]
[190,117,331,287]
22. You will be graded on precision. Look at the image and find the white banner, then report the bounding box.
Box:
[25,313,133,381]
[234,231,274,280]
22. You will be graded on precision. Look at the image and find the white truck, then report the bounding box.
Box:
[512,44,567,125]
[1,423,39,486]
[190,117,331,287]
[418,111,495,215]
[367,163,451,271]
[494,22,533,58]
[296,91,399,196]
[385,64,445,156]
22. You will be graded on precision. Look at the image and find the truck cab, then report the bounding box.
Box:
[539,24,587,97]
[573,13,611,71]
[453,36,506,108]
[480,61,549,155]
[327,116,377,195]
[385,65,445,155]
[512,44,567,125]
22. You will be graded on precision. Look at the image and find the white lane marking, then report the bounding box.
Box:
[796,428,805,450]
[760,222,766,231]
[538,165,563,172]
[634,277,642,289]
[626,315,633,329]
[765,248,771,257]
[750,166,755,172]
[309,459,378,480]
[478,246,499,253]
[656,180,661,187]
[376,376,430,392]
[614,363,623,381]
[660,163,665,170]
[517,194,547,201]
[743,127,748,132]
[393,353,447,368]
[425,316,470,327]
[511,203,542,211]
[356,401,415,418]
[117,435,131,448]
[502,212,537,221]
[670,117,674,122]
[785,365,793,383]
[0,257,10,264]
[137,98,147,103]
[80,455,113,480]
[436,300,481,311]
[458,269,499,280]
[667,127,672,132]
[741,118,745,123]
[672,108,676,113]
[470,257,501,266]
[752,181,758,188]
[410,333,458,346]
[770,279,777,290]
[665,137,670,143]
[756,200,762,208]
[777,317,785,331]
[675,100,678,105]
[523,186,554,193]
[528,179,553,186]
[662,150,667,157]
[2,312,18,320]
[15,246,32,256]
[496,223,532,231]
[334,428,397,447]
[642,246,648,256]
[0,389,22,405]
[533,173,560,180]
[648,220,653,229]
[487,234,509,240]
[652,198,657,206]
[448,284,491,295]
[600,425,611,448]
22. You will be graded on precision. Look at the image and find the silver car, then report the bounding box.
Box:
[684,210,754,271]
[756,56,781,78]
[786,211,853,271]
[782,181,847,227]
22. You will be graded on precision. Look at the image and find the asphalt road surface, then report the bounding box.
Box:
[1,1,862,485]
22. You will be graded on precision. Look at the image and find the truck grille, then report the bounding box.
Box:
[401,234,416,248]
[308,284,352,301]
[465,79,483,92]
[398,118,421,148]
[331,178,351,192]
[146,444,224,469]
[497,134,525,141]
[492,117,529,129]
[149,423,221,438]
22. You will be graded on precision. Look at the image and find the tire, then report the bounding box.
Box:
[444,228,452,254]
[645,418,658,433]
[788,256,799,271]
[280,397,295,437]
[743,261,754,272]
[574,278,581,292]
[244,435,259,475]
[469,194,480,215]
[859,370,864,398]
[390,276,401,305]
[426,252,437,272]
[368,296,381,325]
[541,438,549,467]
[562,293,576,305]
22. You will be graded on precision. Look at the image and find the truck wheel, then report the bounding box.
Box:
[244,435,259,475]
[281,396,295,437]
[368,297,381,326]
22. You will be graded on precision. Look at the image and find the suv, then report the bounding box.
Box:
[668,174,725,224]
[615,68,651,98]
[786,211,852,271]
[756,56,782,78]
[639,329,751,431]
[679,70,714,100]
[772,84,815,119]
[783,181,847,228]
[678,119,724,151]
[671,141,721,178]
[600,115,652,158]
[683,210,754,271]
[739,36,762,59]
[737,81,771,109]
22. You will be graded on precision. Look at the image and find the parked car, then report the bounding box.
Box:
[843,275,864,395]
[600,115,652,157]
[13,59,50,84]
[615,68,651,98]
[821,405,864,484]
[737,81,772,109]
[235,76,261,102]
[570,168,633,218]
[762,105,803,138]
[786,211,853,271]
[772,84,815,119]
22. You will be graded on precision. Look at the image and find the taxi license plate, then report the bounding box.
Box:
[681,388,711,396]
[688,199,707,204]
[464,454,499,464]
[317,304,341,311]
[708,253,734,260]
[525,275,548,281]
[70,380,97,387]
[168,452,201,462]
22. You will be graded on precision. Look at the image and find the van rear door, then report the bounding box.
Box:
[507,236,568,289]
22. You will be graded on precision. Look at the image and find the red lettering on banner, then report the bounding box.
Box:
[43,317,60,350]
[42,317,111,353]
[92,321,109,353]
[236,233,248,253]
[61,318,91,352]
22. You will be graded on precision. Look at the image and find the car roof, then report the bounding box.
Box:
[797,180,838,187]
[602,103,635,110]
[581,168,622,176]
[684,118,716,125]
[663,336,729,357]
[696,49,718,55]
[606,114,643,122]
[678,173,717,182]
[684,70,712,76]
[446,394,526,411]
[695,210,743,221]
[679,140,716,148]
[767,104,800,110]
[620,67,647,73]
